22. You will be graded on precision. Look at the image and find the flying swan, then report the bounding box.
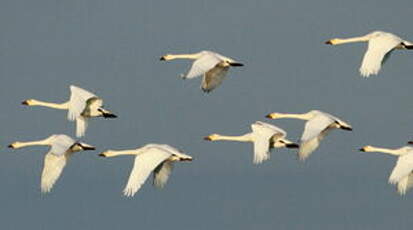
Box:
[160,50,244,93]
[266,110,352,161]
[8,134,95,193]
[99,144,192,197]
[325,31,413,77]
[204,121,299,164]
[360,143,413,195]
[22,85,117,137]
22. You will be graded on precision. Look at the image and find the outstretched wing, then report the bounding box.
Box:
[389,151,413,185]
[360,34,402,77]
[41,152,71,193]
[184,53,222,79]
[68,85,96,121]
[201,62,230,93]
[123,148,171,197]
[251,122,281,164]
[75,117,88,138]
[396,173,413,195]
[49,135,75,156]
[153,161,174,189]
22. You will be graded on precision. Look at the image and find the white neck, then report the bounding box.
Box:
[12,138,52,149]
[364,146,403,156]
[101,149,141,157]
[212,133,253,142]
[275,113,313,120]
[333,36,370,45]
[29,99,69,110]
[166,53,202,60]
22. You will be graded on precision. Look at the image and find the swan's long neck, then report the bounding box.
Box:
[12,139,51,149]
[332,36,370,45]
[212,134,253,142]
[101,149,141,157]
[166,53,202,60]
[365,146,402,156]
[274,113,312,120]
[28,99,69,110]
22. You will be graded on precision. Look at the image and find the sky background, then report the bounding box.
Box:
[1,0,413,229]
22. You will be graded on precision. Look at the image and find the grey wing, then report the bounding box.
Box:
[153,161,174,189]
[184,54,221,79]
[201,62,230,93]
[68,85,96,121]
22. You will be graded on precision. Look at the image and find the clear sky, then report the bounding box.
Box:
[1,0,413,229]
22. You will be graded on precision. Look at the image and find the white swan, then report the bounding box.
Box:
[22,85,117,137]
[160,50,243,93]
[360,144,413,195]
[99,144,192,197]
[325,31,413,77]
[266,110,352,161]
[8,134,95,193]
[204,121,299,164]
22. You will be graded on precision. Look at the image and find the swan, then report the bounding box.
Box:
[325,31,413,77]
[160,50,243,93]
[360,144,413,195]
[99,144,192,197]
[204,121,299,164]
[22,85,117,137]
[266,110,352,161]
[8,134,95,193]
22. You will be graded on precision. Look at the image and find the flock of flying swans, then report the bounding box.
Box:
[6,30,413,196]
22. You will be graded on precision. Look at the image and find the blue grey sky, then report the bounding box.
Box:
[1,0,413,229]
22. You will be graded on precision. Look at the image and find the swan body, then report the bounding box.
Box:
[99,144,192,197]
[8,134,95,193]
[266,110,352,161]
[360,144,413,195]
[204,121,299,164]
[22,85,117,137]
[160,50,243,93]
[325,31,413,77]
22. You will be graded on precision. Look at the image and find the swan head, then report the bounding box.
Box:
[265,112,281,119]
[22,99,36,106]
[359,145,374,152]
[204,134,220,141]
[325,39,342,45]
[8,142,24,149]
[160,54,174,61]
[70,142,96,152]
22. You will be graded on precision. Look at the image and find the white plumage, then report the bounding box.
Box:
[326,31,413,77]
[204,121,299,164]
[8,134,95,193]
[99,144,192,197]
[160,50,243,93]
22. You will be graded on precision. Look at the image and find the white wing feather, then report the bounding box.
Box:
[389,151,413,185]
[360,34,402,77]
[184,53,222,79]
[301,115,335,142]
[67,85,96,121]
[123,148,171,197]
[153,161,174,189]
[397,173,413,195]
[41,152,72,193]
[251,121,281,164]
[75,117,88,138]
[49,135,75,156]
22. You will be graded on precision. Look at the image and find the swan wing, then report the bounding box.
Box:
[68,85,96,121]
[123,148,171,197]
[75,116,88,138]
[153,161,174,189]
[184,53,221,79]
[301,115,335,142]
[41,152,71,193]
[251,122,281,164]
[49,134,75,157]
[360,33,402,77]
[201,62,230,93]
[396,173,413,195]
[389,150,413,185]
